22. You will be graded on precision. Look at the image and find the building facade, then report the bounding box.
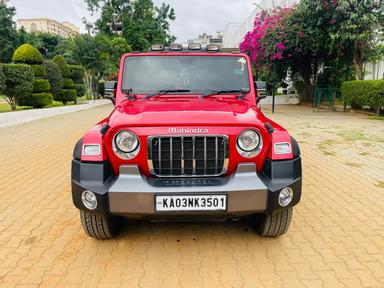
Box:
[188,32,224,48]
[222,0,299,49]
[17,18,80,38]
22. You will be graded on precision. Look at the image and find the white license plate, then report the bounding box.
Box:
[155,195,227,212]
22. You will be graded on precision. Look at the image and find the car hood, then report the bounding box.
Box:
[108,97,267,128]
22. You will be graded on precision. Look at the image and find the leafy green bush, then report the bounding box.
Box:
[43,61,63,97]
[1,64,34,110]
[73,84,86,97]
[33,79,51,93]
[12,44,44,64]
[55,89,77,104]
[69,65,85,84]
[341,80,384,114]
[18,92,53,108]
[31,65,47,77]
[0,66,4,92]
[63,78,74,89]
[98,80,105,97]
[52,55,70,77]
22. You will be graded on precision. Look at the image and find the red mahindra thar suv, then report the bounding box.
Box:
[71,44,302,239]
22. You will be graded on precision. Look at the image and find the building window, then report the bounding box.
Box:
[31,23,37,32]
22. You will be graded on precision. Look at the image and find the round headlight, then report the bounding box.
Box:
[114,130,139,153]
[236,129,263,158]
[237,130,261,151]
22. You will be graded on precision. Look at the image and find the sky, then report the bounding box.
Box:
[9,0,259,42]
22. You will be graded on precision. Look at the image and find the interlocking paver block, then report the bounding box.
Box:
[0,104,383,287]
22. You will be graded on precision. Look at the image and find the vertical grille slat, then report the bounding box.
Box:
[149,135,228,177]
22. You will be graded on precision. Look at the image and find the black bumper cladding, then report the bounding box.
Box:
[71,155,302,216]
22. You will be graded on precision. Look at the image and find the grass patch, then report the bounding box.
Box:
[368,116,384,121]
[375,181,384,188]
[359,152,370,156]
[343,162,364,168]
[0,98,86,113]
[317,140,337,156]
[337,130,367,142]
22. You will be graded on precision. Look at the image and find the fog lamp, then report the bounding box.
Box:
[278,187,293,207]
[81,190,97,210]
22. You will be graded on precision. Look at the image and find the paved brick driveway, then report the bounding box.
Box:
[0,104,383,288]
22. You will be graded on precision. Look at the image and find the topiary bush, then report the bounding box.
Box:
[31,65,47,78]
[43,61,63,97]
[73,84,86,97]
[59,89,77,104]
[1,64,34,110]
[33,79,51,93]
[63,78,74,89]
[69,65,85,83]
[341,80,384,115]
[18,93,53,108]
[11,44,53,108]
[52,56,77,104]
[52,55,70,78]
[12,44,44,65]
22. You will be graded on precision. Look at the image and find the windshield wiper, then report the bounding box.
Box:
[144,89,191,99]
[201,89,250,99]
[122,89,137,100]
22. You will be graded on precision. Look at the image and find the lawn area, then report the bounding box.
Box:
[0,97,87,113]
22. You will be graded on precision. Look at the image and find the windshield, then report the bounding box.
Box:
[122,56,250,94]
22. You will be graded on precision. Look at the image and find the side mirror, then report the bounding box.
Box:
[104,81,117,105]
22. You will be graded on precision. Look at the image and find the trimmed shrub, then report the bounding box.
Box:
[341,80,384,114]
[31,65,47,78]
[12,44,44,65]
[0,65,4,92]
[43,61,63,97]
[98,80,105,97]
[56,89,77,104]
[33,79,51,93]
[52,55,70,77]
[1,64,34,110]
[63,78,74,89]
[69,65,85,84]
[73,84,86,97]
[18,93,53,108]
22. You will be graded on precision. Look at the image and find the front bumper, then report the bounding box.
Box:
[72,158,301,217]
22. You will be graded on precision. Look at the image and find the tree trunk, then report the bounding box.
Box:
[377,105,381,116]
[353,43,364,80]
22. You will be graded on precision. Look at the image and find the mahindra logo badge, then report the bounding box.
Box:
[169,128,209,134]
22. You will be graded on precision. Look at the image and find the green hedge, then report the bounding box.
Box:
[12,44,44,64]
[341,80,384,112]
[55,89,77,104]
[63,78,74,89]
[73,84,86,97]
[31,65,47,77]
[33,79,51,93]
[18,93,53,108]
[52,55,70,77]
[43,61,63,97]
[1,64,34,110]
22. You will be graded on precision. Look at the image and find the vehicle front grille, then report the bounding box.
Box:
[148,136,228,177]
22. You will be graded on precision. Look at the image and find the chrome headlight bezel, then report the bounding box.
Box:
[236,129,263,158]
[112,130,140,159]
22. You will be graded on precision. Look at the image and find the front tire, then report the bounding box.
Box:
[80,210,121,239]
[253,207,293,237]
